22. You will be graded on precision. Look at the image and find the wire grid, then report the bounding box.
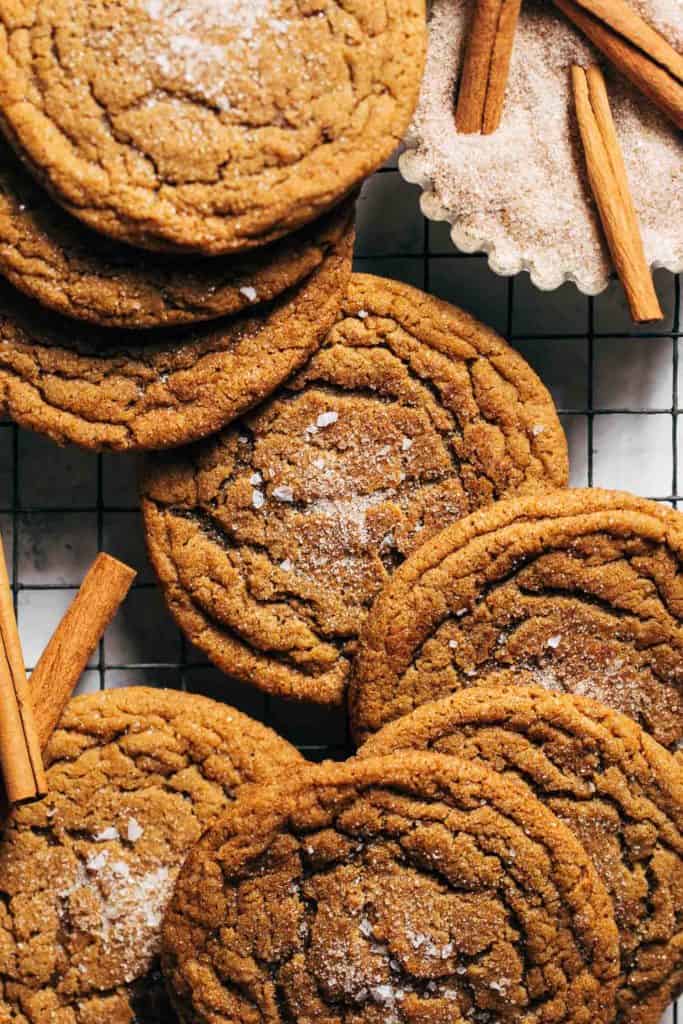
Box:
[0,163,682,1020]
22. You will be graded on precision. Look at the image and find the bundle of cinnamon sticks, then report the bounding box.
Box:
[454,0,681,323]
[456,0,683,133]
[554,0,683,130]
[0,543,135,813]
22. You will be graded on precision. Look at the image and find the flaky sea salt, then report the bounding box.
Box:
[127,818,144,842]
[402,437,413,451]
[273,485,294,502]
[547,635,561,649]
[280,558,293,571]
[371,984,404,1006]
[406,0,683,292]
[136,0,290,112]
[94,827,119,842]
[239,285,258,302]
[407,930,456,959]
[316,411,339,428]
[252,489,265,509]
[87,851,108,872]
[57,850,175,985]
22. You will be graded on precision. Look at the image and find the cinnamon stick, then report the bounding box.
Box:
[455,0,522,133]
[572,64,663,323]
[556,0,683,129]
[30,553,136,748]
[0,539,46,805]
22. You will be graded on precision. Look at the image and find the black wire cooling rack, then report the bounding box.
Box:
[1,164,681,786]
[1,159,680,1024]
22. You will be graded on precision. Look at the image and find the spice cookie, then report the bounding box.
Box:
[142,273,567,704]
[351,489,683,749]
[0,136,355,328]
[0,686,302,1024]
[0,222,352,451]
[162,751,620,1024]
[0,1,425,254]
[361,685,683,1024]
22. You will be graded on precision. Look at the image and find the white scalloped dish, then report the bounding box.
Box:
[401,0,683,295]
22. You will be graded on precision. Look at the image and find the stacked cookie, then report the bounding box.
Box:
[0,0,427,449]
[0,4,680,1024]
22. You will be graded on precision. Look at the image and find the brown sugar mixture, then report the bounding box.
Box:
[0,687,301,1023]
[404,0,682,292]
[162,752,620,1024]
[352,489,683,750]
[362,685,683,1024]
[142,273,567,704]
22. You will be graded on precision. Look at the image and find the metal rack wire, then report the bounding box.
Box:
[1,163,681,747]
[0,157,680,1022]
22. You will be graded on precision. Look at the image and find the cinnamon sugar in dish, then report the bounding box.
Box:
[402,0,683,293]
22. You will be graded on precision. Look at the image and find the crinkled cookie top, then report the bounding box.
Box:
[0,0,425,252]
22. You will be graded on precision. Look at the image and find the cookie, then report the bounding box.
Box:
[0,223,352,451]
[0,136,355,328]
[0,1,425,254]
[351,488,683,748]
[0,686,302,1024]
[142,273,568,704]
[361,685,683,1024]
[162,750,620,1024]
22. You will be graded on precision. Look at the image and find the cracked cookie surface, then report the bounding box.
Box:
[0,141,355,327]
[0,686,302,1024]
[361,685,683,1024]
[351,489,683,750]
[0,0,425,253]
[141,273,567,704]
[162,751,620,1024]
[0,222,352,451]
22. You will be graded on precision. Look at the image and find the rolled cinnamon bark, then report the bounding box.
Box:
[0,539,46,805]
[455,0,522,133]
[30,553,136,747]
[572,64,663,324]
[557,0,683,129]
